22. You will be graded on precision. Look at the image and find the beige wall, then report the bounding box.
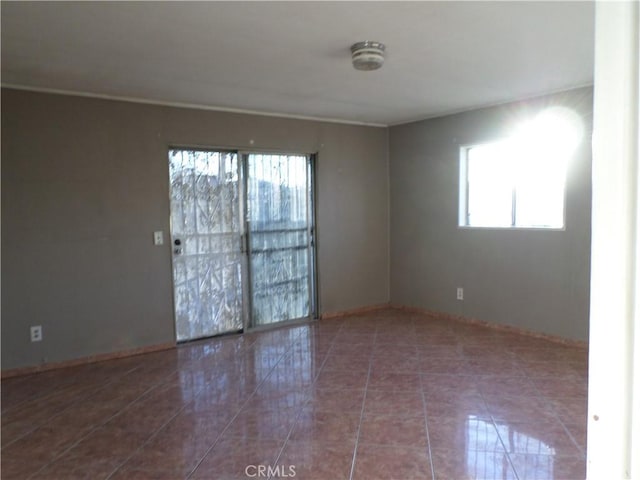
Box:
[389,87,593,341]
[1,88,390,370]
[1,85,594,371]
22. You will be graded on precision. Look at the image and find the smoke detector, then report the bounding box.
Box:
[350,41,386,71]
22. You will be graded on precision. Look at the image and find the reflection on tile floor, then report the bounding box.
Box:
[1,309,588,479]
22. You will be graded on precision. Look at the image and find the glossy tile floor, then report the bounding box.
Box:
[1,309,588,479]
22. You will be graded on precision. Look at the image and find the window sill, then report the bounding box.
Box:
[457,225,566,232]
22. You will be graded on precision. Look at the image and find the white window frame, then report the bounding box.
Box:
[458,140,567,231]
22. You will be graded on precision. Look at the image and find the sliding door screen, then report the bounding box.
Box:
[169,149,245,341]
[246,153,315,326]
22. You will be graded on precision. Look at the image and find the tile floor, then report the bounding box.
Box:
[1,309,588,479]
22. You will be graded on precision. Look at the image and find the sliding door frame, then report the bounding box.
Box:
[167,145,249,342]
[308,153,319,323]
[167,143,318,340]
[240,150,318,332]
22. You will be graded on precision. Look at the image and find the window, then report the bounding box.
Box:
[459,107,583,229]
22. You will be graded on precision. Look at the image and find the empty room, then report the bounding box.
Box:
[1,2,638,480]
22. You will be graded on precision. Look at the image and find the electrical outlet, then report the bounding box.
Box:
[153,231,164,246]
[457,287,464,301]
[30,325,43,342]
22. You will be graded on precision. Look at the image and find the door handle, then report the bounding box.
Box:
[173,238,182,255]
[240,234,247,253]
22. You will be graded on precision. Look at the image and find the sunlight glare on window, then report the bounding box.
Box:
[462,107,583,229]
[513,107,583,228]
[467,141,513,227]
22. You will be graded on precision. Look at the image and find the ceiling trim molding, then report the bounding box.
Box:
[388,82,595,127]
[0,83,388,128]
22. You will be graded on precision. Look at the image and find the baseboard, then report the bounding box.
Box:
[1,303,586,379]
[1,342,176,379]
[320,303,391,320]
[391,303,588,349]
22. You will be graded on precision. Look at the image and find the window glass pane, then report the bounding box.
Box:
[512,127,568,228]
[247,154,311,325]
[466,142,513,227]
[514,156,565,228]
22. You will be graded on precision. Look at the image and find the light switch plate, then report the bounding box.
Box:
[30,325,42,342]
[153,231,164,246]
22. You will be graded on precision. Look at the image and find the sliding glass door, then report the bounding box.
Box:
[169,149,245,341]
[169,148,315,341]
[246,153,315,326]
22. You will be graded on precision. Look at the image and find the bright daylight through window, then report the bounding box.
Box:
[459,106,583,229]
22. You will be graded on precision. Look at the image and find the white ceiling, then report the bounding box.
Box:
[1,1,595,126]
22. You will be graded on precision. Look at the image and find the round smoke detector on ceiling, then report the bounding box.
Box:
[350,41,386,71]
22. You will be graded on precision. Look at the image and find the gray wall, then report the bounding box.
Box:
[1,88,390,370]
[389,87,593,341]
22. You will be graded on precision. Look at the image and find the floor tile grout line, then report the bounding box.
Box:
[417,315,464,480]
[347,327,375,480]
[482,360,589,463]
[429,328,523,480]
[1,362,145,416]
[486,408,521,480]
[97,342,264,475]
[103,382,219,478]
[419,374,437,480]
[266,326,341,479]
[24,367,181,480]
[478,383,557,480]
[1,373,99,415]
[104,380,212,480]
[184,329,305,480]
[1,381,78,416]
[527,375,587,458]
[98,339,272,477]
[1,385,106,451]
[480,361,545,480]
[3,312,588,479]
[1,364,146,451]
[559,421,587,458]
[1,367,128,418]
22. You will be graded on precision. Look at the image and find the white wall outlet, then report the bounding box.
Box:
[30,325,43,342]
[153,231,164,246]
[457,287,464,301]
